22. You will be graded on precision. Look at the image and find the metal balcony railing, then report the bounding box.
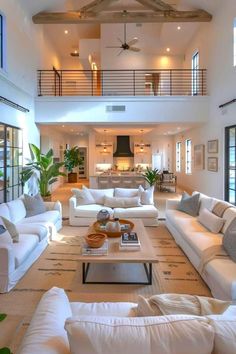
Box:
[37,68,207,97]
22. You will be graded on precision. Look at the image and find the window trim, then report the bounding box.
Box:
[192,51,199,96]
[225,125,236,205]
[176,141,181,172]
[185,139,192,175]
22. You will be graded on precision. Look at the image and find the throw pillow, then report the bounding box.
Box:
[212,201,232,217]
[104,196,141,208]
[83,186,114,205]
[0,218,12,244]
[23,193,46,218]
[197,208,225,233]
[1,216,19,243]
[71,188,95,205]
[114,188,140,198]
[223,218,236,262]
[65,315,214,354]
[139,185,154,205]
[177,192,200,217]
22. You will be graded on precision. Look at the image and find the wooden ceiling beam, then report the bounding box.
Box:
[80,0,117,14]
[135,0,174,12]
[32,10,212,24]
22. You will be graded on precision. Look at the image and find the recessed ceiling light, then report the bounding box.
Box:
[62,125,65,128]
[166,48,170,52]
[70,129,74,132]
[177,26,181,30]
[74,50,78,54]
[64,30,69,34]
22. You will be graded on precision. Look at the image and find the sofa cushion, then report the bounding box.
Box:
[114,205,158,219]
[72,188,95,205]
[178,192,200,217]
[207,316,236,354]
[83,186,114,205]
[18,287,72,354]
[192,191,216,214]
[104,196,141,208]
[70,302,137,317]
[73,205,114,218]
[13,234,39,267]
[212,201,232,218]
[0,203,11,221]
[139,185,154,205]
[18,210,60,226]
[0,218,12,244]
[198,208,225,234]
[1,216,19,243]
[23,194,46,217]
[114,188,140,198]
[223,218,236,262]
[221,207,236,234]
[7,199,26,224]
[65,315,214,354]
[16,224,48,242]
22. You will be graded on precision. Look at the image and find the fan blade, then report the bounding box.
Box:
[127,38,138,46]
[106,46,122,49]
[117,49,124,56]
[117,37,123,44]
[129,47,141,52]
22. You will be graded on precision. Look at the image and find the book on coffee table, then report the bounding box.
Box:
[82,239,108,256]
[121,232,140,246]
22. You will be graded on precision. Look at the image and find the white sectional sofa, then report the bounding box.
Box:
[0,198,62,293]
[17,287,236,354]
[166,192,236,301]
[69,186,158,227]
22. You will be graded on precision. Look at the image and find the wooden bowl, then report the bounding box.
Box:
[93,219,134,238]
[85,233,107,248]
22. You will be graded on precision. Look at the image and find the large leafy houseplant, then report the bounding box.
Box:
[142,167,160,187]
[64,146,82,183]
[0,314,11,354]
[21,144,65,198]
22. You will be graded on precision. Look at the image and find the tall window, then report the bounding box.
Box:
[0,124,23,203]
[225,125,236,205]
[185,139,192,174]
[192,51,199,95]
[176,142,181,172]
[0,14,3,68]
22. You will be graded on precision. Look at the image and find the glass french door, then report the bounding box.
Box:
[225,125,236,205]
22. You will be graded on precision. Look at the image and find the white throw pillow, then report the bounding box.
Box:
[207,315,236,354]
[1,216,19,243]
[197,208,225,234]
[114,188,140,198]
[65,315,214,354]
[0,218,12,244]
[72,188,95,205]
[104,196,141,208]
[83,186,114,205]
[139,185,154,205]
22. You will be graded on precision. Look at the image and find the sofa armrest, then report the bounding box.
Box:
[44,201,62,214]
[69,196,77,210]
[166,199,181,210]
[0,243,15,274]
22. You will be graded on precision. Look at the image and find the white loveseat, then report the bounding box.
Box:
[17,287,236,354]
[166,192,236,301]
[0,198,62,293]
[69,187,158,227]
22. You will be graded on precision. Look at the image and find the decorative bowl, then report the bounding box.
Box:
[85,233,107,248]
[93,219,134,238]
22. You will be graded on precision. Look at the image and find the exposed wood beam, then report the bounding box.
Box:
[80,0,117,14]
[32,10,212,24]
[135,0,174,11]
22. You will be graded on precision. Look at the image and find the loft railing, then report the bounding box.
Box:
[37,69,207,97]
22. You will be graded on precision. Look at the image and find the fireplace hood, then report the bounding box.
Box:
[113,136,134,157]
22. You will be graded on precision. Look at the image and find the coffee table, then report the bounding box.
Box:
[77,219,157,285]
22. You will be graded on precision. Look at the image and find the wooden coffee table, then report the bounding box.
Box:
[77,219,157,285]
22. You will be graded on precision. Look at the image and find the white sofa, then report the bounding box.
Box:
[0,198,62,293]
[17,287,236,354]
[69,187,158,227]
[166,192,236,301]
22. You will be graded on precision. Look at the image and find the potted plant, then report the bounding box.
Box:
[142,167,160,187]
[21,144,65,201]
[64,146,82,183]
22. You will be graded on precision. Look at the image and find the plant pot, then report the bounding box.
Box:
[68,172,77,183]
[42,195,52,202]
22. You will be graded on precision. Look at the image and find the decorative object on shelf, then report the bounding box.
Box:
[208,157,218,172]
[194,144,205,170]
[93,219,134,238]
[97,209,110,224]
[142,167,160,186]
[135,129,151,153]
[85,233,107,249]
[64,146,83,183]
[96,129,112,153]
[207,140,218,153]
[21,144,65,200]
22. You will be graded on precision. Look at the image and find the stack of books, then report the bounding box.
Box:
[82,239,108,256]
[119,232,141,251]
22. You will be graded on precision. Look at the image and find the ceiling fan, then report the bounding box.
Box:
[106,23,140,55]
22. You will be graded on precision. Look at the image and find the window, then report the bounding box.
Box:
[225,125,236,205]
[185,139,192,174]
[192,51,199,95]
[234,19,236,66]
[176,142,181,172]
[0,14,3,68]
[0,123,23,203]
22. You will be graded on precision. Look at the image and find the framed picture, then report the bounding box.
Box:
[207,140,218,153]
[194,144,205,170]
[208,157,218,172]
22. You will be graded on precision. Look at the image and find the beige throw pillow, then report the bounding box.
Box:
[197,208,225,233]
[0,218,13,244]
[1,216,19,243]
[104,196,141,208]
[72,188,95,205]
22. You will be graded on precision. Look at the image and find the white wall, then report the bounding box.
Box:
[173,0,236,198]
